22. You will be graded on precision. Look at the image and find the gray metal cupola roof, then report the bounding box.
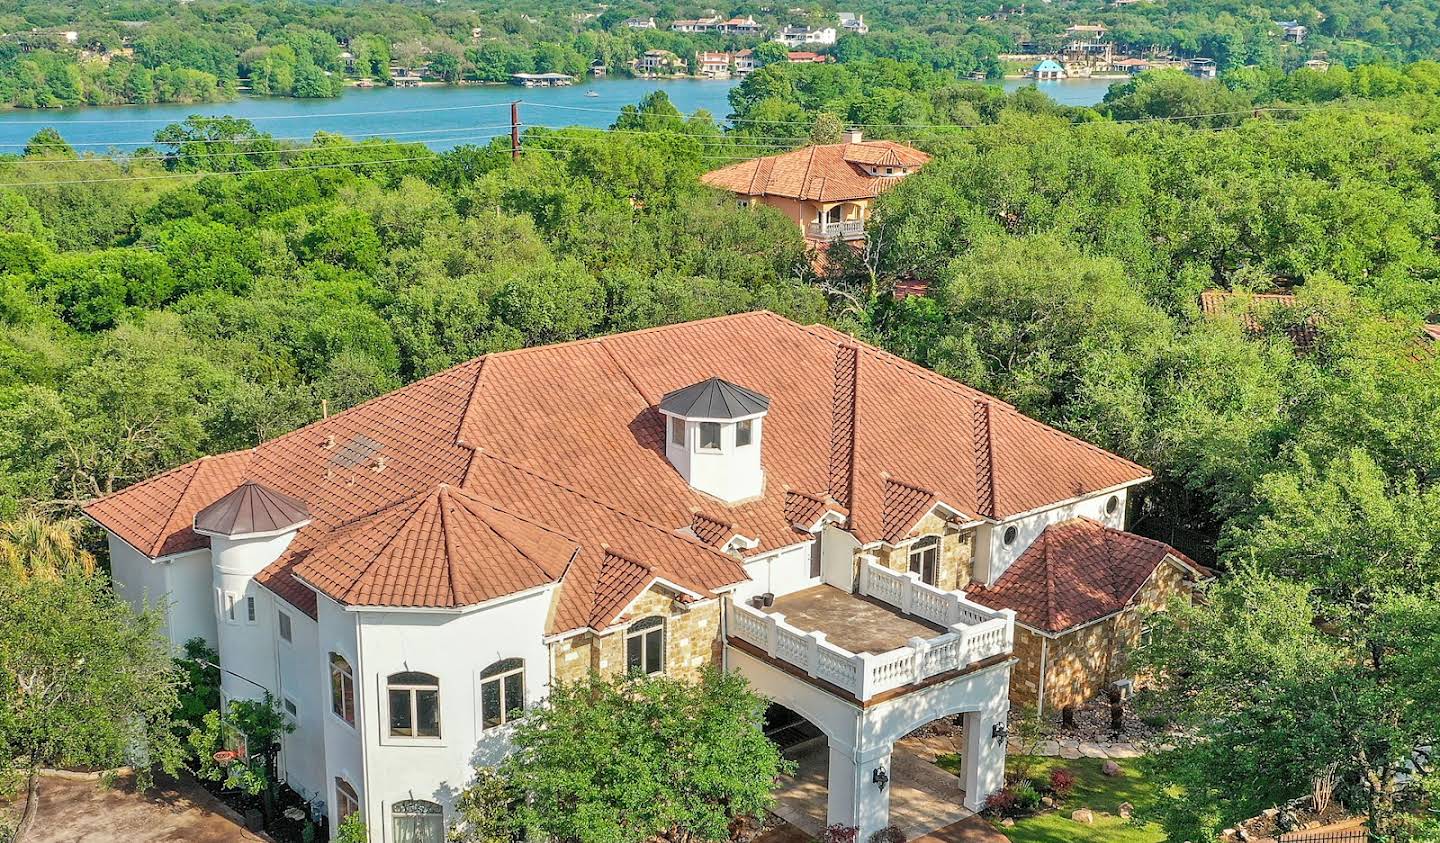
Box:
[194,480,312,538]
[659,377,770,419]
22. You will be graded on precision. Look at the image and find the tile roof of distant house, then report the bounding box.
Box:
[701,141,931,202]
[1424,323,1440,342]
[194,480,311,538]
[660,377,770,419]
[1198,289,1319,351]
[966,518,1207,634]
[86,312,1150,628]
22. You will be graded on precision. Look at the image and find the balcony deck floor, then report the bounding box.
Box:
[760,585,944,655]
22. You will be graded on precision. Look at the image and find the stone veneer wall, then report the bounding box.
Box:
[872,512,975,592]
[1008,559,1194,712]
[550,586,723,686]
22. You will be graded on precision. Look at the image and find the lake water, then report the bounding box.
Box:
[0,75,1118,152]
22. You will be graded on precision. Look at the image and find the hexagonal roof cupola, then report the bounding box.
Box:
[658,378,770,503]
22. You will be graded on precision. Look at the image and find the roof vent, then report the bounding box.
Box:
[659,378,769,503]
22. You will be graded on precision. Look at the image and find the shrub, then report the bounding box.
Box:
[1049,768,1077,799]
[1011,780,1044,814]
[868,825,905,843]
[822,824,859,843]
[983,789,1018,817]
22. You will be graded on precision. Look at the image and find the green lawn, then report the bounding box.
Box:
[936,754,1165,843]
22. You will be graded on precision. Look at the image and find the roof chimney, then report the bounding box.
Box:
[846,129,863,144]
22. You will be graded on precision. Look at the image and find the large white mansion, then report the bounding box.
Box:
[88,312,1166,841]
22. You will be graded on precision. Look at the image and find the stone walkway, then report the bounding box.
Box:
[900,728,1152,762]
[12,772,267,843]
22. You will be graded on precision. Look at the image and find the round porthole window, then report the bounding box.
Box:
[1106,495,1120,516]
[1002,525,1018,546]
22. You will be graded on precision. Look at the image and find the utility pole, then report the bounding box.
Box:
[511,100,521,160]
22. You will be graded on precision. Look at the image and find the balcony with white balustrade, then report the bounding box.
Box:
[726,560,1015,703]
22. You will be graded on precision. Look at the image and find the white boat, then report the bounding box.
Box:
[586,90,599,97]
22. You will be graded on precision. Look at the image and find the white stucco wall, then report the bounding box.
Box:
[736,540,817,603]
[317,595,365,834]
[974,487,1132,586]
[273,599,327,804]
[106,534,215,651]
[350,586,555,843]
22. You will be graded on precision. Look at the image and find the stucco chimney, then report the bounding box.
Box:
[846,129,863,144]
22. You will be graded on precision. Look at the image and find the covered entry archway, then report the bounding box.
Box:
[735,647,1012,839]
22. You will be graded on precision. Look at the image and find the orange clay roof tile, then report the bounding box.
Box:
[701,141,931,203]
[966,518,1204,634]
[86,312,1151,628]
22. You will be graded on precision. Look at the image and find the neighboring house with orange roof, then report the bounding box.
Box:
[700,131,931,246]
[87,312,1193,841]
[1198,289,1319,350]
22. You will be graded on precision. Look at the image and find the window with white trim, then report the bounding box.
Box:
[698,422,721,451]
[282,696,298,719]
[736,419,754,447]
[329,653,355,726]
[387,671,441,739]
[625,616,665,675]
[480,659,525,730]
[335,778,360,825]
[277,611,292,643]
[908,535,940,586]
[670,416,685,446]
[245,595,256,625]
[392,799,444,843]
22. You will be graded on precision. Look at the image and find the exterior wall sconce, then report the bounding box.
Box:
[992,723,1008,745]
[872,767,889,790]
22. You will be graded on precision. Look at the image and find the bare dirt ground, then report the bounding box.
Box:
[12,771,265,842]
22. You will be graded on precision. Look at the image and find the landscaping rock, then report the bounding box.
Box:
[1101,760,1123,777]
[1079,742,1110,759]
[1001,818,1015,828]
[1108,742,1142,759]
[1071,808,1095,824]
[1118,801,1135,819]
[1058,746,1082,760]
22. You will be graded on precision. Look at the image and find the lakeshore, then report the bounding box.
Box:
[0,75,1118,151]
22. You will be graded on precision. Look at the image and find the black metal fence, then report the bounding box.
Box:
[1273,830,1369,843]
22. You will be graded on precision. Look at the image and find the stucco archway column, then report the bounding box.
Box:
[961,707,1007,811]
[827,740,892,839]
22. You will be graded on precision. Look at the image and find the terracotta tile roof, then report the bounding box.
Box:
[783,489,845,530]
[1198,290,1319,351]
[86,449,254,557]
[1424,324,1440,342]
[880,477,936,543]
[966,518,1204,634]
[689,511,738,547]
[86,312,1151,629]
[701,141,931,203]
[291,485,578,609]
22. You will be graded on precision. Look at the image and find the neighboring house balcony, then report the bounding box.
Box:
[807,219,867,241]
[728,560,1015,701]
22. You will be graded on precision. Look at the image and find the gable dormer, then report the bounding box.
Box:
[659,377,769,503]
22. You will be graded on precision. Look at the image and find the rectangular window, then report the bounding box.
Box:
[388,689,414,736]
[699,421,721,451]
[283,697,298,717]
[736,419,753,447]
[908,537,940,586]
[809,540,822,578]
[480,663,525,730]
[277,611,292,643]
[245,596,256,624]
[670,416,685,446]
[625,620,665,675]
[224,592,237,623]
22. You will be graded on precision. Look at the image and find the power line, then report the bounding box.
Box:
[0,100,516,126]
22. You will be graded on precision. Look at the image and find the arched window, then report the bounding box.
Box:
[329,653,355,726]
[908,535,940,586]
[392,799,443,843]
[479,658,524,730]
[334,777,359,824]
[625,616,665,675]
[387,671,440,738]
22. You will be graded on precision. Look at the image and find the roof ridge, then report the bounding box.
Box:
[451,492,578,580]
[598,338,656,407]
[827,343,859,514]
[972,400,996,519]
[438,485,458,606]
[1041,530,1059,631]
